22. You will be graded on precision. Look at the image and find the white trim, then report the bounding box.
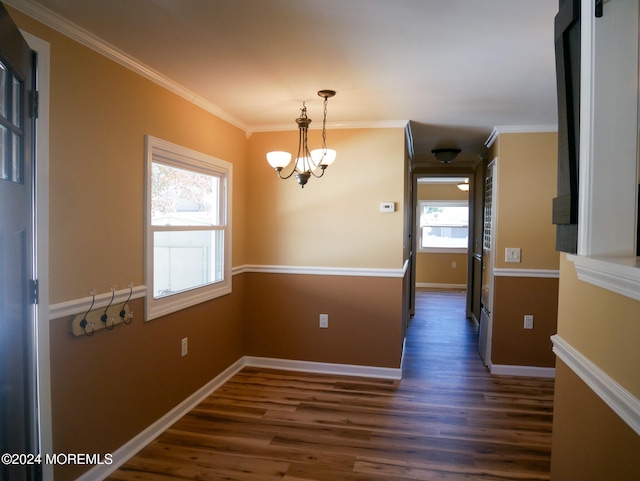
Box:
[144,136,233,322]
[4,1,409,137]
[552,334,640,436]
[416,283,466,290]
[75,357,246,481]
[23,30,53,481]
[485,125,558,148]
[240,263,408,278]
[493,268,560,279]
[50,260,410,319]
[249,119,408,134]
[244,356,402,380]
[4,0,250,134]
[568,255,640,302]
[489,364,556,378]
[75,355,401,480]
[49,285,147,320]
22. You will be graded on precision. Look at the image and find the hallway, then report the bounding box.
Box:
[109,289,554,481]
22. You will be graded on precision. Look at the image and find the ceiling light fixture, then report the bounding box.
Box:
[266,90,336,188]
[457,178,470,191]
[431,148,461,164]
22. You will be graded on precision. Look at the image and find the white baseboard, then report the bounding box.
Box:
[244,356,403,380]
[78,356,401,480]
[490,363,556,378]
[77,357,246,481]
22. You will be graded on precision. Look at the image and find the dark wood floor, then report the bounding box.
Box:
[109,289,555,480]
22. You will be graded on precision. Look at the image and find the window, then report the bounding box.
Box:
[417,201,468,253]
[145,136,232,320]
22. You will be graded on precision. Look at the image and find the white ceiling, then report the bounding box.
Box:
[8,0,559,164]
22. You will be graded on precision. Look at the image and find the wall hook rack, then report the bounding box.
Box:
[70,284,136,336]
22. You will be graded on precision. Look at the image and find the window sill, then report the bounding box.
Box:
[567,255,640,302]
[418,248,468,254]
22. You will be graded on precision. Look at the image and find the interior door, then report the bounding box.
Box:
[0,2,39,480]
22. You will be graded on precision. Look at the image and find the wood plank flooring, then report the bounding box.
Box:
[109,289,554,481]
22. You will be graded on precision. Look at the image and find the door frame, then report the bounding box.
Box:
[411,170,478,316]
[22,30,52,480]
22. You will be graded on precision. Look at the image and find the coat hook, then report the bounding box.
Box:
[101,286,116,331]
[80,290,96,337]
[120,283,134,325]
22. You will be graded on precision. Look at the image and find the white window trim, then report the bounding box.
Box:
[144,135,232,321]
[569,0,640,301]
[417,200,469,254]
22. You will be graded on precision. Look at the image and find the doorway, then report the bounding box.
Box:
[411,171,484,324]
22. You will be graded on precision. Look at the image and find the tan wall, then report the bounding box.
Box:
[491,276,558,367]
[11,9,408,480]
[415,182,469,285]
[552,254,640,480]
[244,273,404,368]
[488,131,560,368]
[9,9,249,304]
[49,285,246,480]
[556,255,640,396]
[247,128,405,269]
[494,132,560,270]
[9,10,249,480]
[551,360,640,481]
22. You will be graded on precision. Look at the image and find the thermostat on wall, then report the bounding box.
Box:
[380,202,395,213]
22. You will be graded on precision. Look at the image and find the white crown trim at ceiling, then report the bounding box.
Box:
[6,0,406,136]
[485,124,558,148]
[2,0,252,133]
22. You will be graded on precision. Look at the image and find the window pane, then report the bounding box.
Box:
[153,230,224,298]
[0,62,7,119]
[11,132,21,183]
[0,125,7,180]
[11,75,21,128]
[421,226,468,248]
[151,162,220,226]
[419,203,469,250]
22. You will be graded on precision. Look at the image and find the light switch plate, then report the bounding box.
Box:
[505,247,521,263]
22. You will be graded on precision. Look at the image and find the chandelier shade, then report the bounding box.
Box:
[266,90,336,188]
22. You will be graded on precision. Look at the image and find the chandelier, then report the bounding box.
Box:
[266,90,337,188]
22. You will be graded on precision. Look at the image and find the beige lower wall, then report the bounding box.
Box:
[491,276,558,367]
[550,360,640,481]
[49,277,246,480]
[244,272,404,368]
[415,252,467,286]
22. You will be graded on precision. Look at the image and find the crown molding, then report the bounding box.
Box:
[485,124,558,148]
[4,0,250,133]
[7,0,409,138]
[249,119,409,134]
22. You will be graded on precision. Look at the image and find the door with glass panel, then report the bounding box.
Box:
[0,2,38,480]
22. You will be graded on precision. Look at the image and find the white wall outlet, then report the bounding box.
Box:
[379,202,395,213]
[524,315,534,329]
[452,261,457,268]
[319,314,329,328]
[181,337,188,356]
[505,247,521,263]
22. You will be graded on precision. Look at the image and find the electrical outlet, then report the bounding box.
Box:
[452,261,457,268]
[319,314,329,328]
[524,315,534,329]
[181,337,188,356]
